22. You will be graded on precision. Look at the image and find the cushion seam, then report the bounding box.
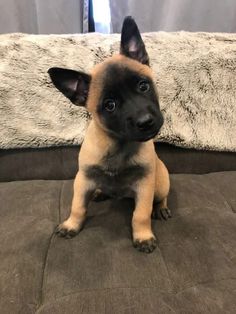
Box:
[36,181,63,310]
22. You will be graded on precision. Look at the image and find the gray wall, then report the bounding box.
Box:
[1,0,236,34]
[0,0,84,34]
[109,0,236,33]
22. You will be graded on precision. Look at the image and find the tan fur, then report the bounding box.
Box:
[58,118,169,243]
[132,163,156,241]
[57,55,170,251]
[154,156,170,202]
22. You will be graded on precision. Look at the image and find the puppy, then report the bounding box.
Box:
[48,16,171,253]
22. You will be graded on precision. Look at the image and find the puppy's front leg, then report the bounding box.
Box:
[132,174,157,253]
[56,171,95,238]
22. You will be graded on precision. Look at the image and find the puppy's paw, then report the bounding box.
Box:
[133,237,157,253]
[152,207,172,221]
[55,221,80,239]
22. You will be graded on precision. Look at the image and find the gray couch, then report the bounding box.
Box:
[0,143,236,314]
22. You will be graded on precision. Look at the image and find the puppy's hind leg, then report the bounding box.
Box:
[152,197,171,220]
[152,157,171,221]
[56,171,95,238]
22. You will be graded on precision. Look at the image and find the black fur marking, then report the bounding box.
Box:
[97,63,163,142]
[120,16,149,65]
[92,191,111,202]
[85,140,148,198]
[55,225,79,239]
[152,207,172,220]
[85,163,147,198]
[48,67,91,106]
[85,141,147,197]
[133,237,157,253]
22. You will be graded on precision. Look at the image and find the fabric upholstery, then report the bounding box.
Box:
[0,172,235,313]
[1,144,236,182]
[1,32,236,151]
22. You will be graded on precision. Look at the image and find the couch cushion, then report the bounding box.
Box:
[0,180,61,314]
[0,172,235,313]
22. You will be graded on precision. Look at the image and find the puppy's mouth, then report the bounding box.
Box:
[135,129,159,142]
[104,122,161,142]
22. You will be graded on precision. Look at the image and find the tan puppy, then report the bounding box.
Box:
[48,16,171,253]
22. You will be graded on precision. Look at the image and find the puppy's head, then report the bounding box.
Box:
[48,16,163,142]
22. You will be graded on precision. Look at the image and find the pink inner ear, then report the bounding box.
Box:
[66,79,78,92]
[129,38,138,52]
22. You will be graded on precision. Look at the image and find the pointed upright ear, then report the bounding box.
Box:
[48,67,91,106]
[120,16,149,66]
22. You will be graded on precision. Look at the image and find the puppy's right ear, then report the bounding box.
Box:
[48,67,91,106]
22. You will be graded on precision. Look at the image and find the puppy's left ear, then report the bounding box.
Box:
[48,67,91,106]
[120,16,149,66]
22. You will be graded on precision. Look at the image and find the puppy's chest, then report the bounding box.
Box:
[85,151,148,197]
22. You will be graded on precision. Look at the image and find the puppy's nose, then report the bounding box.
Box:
[136,114,154,131]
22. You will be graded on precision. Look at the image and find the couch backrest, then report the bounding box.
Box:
[0,143,235,182]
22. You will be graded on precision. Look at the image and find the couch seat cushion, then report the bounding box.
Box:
[0,172,235,313]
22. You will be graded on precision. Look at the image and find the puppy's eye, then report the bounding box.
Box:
[138,80,150,92]
[104,99,116,112]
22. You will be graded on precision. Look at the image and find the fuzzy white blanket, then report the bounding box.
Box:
[0,32,235,151]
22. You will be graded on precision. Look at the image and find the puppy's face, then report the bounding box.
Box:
[88,56,163,141]
[48,16,163,142]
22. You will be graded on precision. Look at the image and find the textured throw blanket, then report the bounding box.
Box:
[0,32,236,151]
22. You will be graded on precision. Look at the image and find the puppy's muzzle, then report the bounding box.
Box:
[136,114,154,131]
[134,113,163,141]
